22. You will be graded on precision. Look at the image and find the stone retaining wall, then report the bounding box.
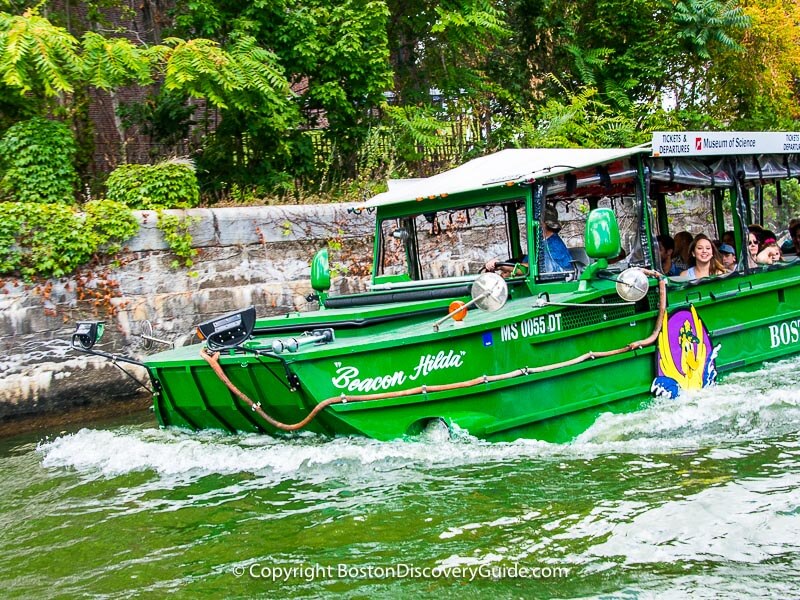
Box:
[0,204,374,420]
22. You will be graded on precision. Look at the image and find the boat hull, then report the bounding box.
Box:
[144,264,800,442]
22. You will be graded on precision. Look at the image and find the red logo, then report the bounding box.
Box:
[695,137,702,151]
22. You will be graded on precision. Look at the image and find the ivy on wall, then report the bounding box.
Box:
[0,200,139,280]
[156,210,198,269]
[106,159,201,269]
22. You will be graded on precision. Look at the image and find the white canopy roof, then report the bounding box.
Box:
[364,146,646,208]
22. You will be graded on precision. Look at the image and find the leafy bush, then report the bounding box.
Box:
[0,200,138,279]
[105,160,200,209]
[0,117,78,203]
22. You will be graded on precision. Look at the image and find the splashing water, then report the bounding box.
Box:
[0,356,797,598]
[37,357,800,481]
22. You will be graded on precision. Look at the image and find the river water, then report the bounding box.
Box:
[2,357,800,599]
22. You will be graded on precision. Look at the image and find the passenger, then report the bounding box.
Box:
[746,229,760,268]
[541,205,572,272]
[722,230,736,247]
[718,243,737,271]
[672,231,693,274]
[787,220,800,255]
[680,233,727,278]
[755,230,782,265]
[656,234,682,276]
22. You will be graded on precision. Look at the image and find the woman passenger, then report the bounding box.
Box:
[746,230,760,268]
[680,233,726,279]
[755,230,782,265]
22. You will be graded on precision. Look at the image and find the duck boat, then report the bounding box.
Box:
[71,132,800,442]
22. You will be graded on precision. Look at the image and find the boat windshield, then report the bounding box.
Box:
[377,200,528,281]
[535,195,651,281]
[533,156,652,280]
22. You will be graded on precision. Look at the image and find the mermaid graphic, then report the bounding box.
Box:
[651,305,721,399]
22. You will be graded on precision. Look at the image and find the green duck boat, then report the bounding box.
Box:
[72,132,800,442]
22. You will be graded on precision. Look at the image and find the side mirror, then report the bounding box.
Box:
[585,208,621,260]
[432,273,508,332]
[471,272,508,312]
[311,248,331,293]
[72,321,105,350]
[615,268,649,302]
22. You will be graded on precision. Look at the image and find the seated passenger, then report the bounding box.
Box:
[718,243,737,271]
[541,205,572,272]
[722,230,736,247]
[746,229,760,268]
[755,230,782,265]
[785,219,800,255]
[672,231,693,274]
[656,234,682,276]
[680,233,727,278]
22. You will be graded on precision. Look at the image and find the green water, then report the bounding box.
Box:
[2,358,800,599]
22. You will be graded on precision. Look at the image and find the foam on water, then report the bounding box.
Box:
[578,356,800,447]
[586,470,800,565]
[38,356,800,481]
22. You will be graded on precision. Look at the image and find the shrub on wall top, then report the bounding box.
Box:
[105,159,200,209]
[0,117,78,204]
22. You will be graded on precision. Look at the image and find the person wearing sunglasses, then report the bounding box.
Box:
[746,228,760,268]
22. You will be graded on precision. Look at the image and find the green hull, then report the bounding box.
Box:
[146,265,800,442]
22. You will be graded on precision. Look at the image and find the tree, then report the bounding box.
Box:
[709,0,800,128]
[668,0,751,113]
[0,9,296,198]
[170,0,393,190]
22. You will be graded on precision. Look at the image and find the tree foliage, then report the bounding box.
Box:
[0,10,83,97]
[171,0,393,190]
[710,0,800,128]
[1,0,799,204]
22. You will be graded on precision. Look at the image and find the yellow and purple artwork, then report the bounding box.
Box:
[651,305,721,399]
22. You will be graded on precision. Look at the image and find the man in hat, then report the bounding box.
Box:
[484,204,573,276]
[718,242,737,271]
[541,204,572,273]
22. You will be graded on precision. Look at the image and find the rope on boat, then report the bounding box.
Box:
[201,270,667,432]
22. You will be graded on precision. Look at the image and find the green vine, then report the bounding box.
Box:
[0,200,138,279]
[156,209,198,271]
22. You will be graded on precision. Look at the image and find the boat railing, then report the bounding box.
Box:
[325,282,474,309]
[325,274,528,309]
[368,274,480,291]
